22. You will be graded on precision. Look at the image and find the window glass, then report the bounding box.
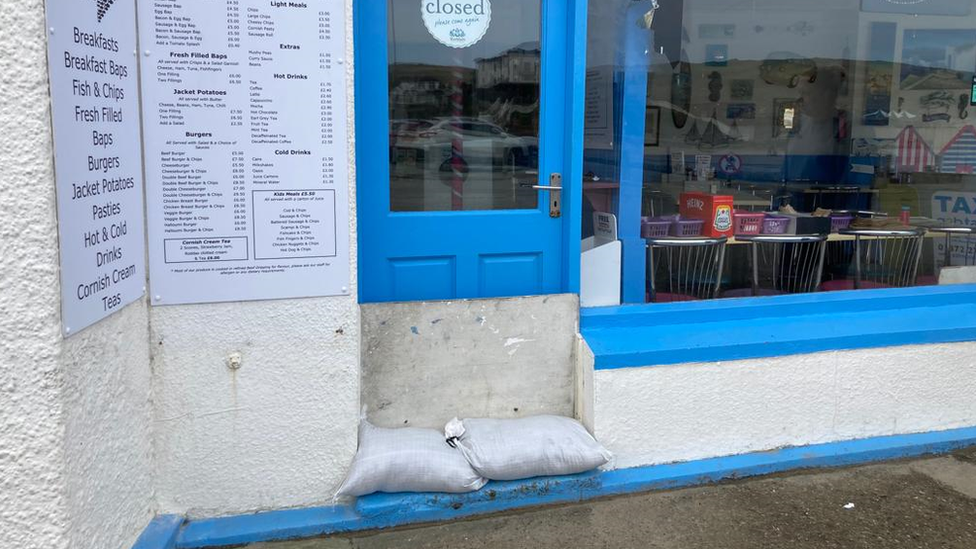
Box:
[584,0,976,304]
[387,0,541,212]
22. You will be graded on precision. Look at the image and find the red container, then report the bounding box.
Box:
[679,192,734,237]
[733,211,765,235]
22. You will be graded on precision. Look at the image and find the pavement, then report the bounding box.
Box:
[254,447,976,549]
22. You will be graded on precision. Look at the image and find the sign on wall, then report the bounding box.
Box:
[584,67,614,150]
[422,0,492,48]
[137,0,351,305]
[932,191,976,269]
[46,0,147,336]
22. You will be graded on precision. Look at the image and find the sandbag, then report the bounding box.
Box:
[445,415,612,481]
[336,420,487,497]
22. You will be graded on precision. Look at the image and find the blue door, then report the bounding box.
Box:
[355,0,585,303]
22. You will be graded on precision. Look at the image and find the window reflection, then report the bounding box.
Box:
[387,0,541,212]
[583,0,976,306]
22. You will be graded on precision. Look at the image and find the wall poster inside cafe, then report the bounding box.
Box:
[138,0,350,305]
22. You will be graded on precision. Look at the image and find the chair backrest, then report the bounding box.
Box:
[841,229,925,289]
[646,237,728,303]
[738,235,828,295]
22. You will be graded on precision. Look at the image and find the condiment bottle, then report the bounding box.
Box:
[900,205,911,225]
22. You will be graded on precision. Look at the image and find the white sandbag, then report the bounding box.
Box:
[336,420,487,497]
[445,415,612,481]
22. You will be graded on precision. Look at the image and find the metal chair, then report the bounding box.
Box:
[734,235,828,296]
[646,237,728,303]
[822,228,925,290]
[823,211,890,277]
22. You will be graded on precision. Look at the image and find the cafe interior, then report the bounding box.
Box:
[580,0,976,305]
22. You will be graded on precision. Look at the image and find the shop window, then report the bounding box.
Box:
[582,0,976,306]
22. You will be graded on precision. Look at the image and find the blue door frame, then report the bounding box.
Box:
[354,0,588,303]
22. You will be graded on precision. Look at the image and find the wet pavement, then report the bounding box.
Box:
[252,448,976,549]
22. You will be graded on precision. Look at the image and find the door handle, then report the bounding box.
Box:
[545,173,561,218]
[516,174,561,217]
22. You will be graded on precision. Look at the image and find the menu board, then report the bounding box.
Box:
[46,0,147,336]
[138,0,350,305]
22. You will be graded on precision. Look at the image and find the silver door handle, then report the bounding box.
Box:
[517,174,561,218]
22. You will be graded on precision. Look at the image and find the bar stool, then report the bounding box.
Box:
[821,228,925,290]
[733,234,828,296]
[646,237,728,303]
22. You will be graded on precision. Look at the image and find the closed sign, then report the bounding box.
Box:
[422,0,492,48]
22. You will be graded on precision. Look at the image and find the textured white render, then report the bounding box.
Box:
[0,2,155,549]
[150,298,360,518]
[593,343,976,470]
[149,0,360,518]
[61,305,154,549]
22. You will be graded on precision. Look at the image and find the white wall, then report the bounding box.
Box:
[150,299,359,517]
[0,2,155,549]
[593,343,976,469]
[0,3,72,546]
[149,0,360,519]
[61,305,154,549]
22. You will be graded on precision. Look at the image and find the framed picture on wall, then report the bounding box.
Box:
[861,0,970,16]
[731,79,754,100]
[773,99,802,138]
[645,106,661,147]
[705,44,729,67]
[900,29,976,90]
[727,103,756,120]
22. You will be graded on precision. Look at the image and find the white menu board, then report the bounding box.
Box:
[138,0,350,305]
[46,0,147,336]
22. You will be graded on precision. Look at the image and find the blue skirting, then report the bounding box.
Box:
[131,515,183,549]
[163,425,976,548]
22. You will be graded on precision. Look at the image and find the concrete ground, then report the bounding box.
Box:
[254,447,976,549]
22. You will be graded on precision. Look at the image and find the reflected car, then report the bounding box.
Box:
[760,52,818,88]
[394,117,538,170]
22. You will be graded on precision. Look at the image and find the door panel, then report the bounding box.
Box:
[357,0,575,303]
[478,252,544,297]
[389,257,456,301]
